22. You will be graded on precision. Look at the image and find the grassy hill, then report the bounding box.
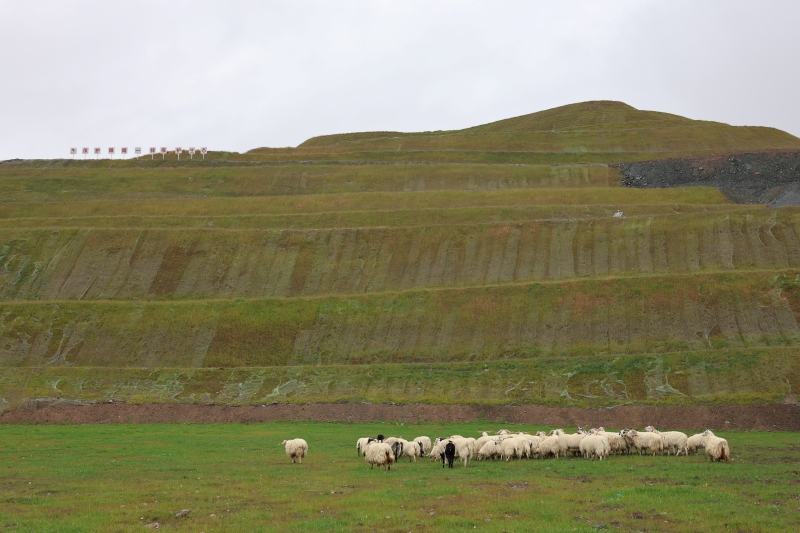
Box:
[2,100,800,411]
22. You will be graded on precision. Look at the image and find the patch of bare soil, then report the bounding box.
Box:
[1,402,799,430]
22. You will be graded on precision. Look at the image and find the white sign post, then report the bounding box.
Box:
[82,147,89,159]
[121,147,128,159]
[70,148,77,159]
[149,147,156,160]
[201,147,207,160]
[135,147,142,158]
[160,147,167,160]
[94,147,101,159]
[175,147,182,161]
[108,147,115,159]
[188,147,195,160]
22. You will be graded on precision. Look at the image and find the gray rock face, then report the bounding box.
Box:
[616,151,800,205]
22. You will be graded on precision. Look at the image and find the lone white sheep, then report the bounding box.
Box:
[701,430,730,462]
[281,439,308,464]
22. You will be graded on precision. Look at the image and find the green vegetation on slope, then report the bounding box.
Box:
[2,100,800,410]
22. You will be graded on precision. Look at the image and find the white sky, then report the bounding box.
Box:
[1,0,799,160]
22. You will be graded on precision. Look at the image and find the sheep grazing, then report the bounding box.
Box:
[701,430,730,463]
[592,428,629,455]
[686,433,706,454]
[383,437,404,460]
[281,439,308,464]
[402,440,422,462]
[430,437,474,466]
[364,441,396,470]
[621,429,663,456]
[356,437,370,456]
[645,426,689,456]
[538,435,566,459]
[477,438,501,461]
[552,428,586,457]
[579,434,610,460]
[442,441,456,468]
[414,436,431,456]
[499,436,519,462]
[475,433,496,454]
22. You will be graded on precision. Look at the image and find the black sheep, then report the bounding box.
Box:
[443,441,456,468]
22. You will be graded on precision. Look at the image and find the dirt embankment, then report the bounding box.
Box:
[616,150,800,205]
[2,402,798,431]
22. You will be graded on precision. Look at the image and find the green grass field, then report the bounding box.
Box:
[1,422,797,532]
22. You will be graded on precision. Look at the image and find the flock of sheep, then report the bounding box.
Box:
[281,427,730,469]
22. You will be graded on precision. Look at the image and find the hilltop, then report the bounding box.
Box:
[1,100,799,420]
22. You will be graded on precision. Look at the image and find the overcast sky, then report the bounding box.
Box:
[1,0,799,160]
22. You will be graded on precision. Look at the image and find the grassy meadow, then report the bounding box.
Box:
[1,422,798,532]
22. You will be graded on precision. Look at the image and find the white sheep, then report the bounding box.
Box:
[356,437,370,456]
[475,434,494,454]
[364,441,396,470]
[477,438,502,460]
[539,435,567,459]
[579,434,610,460]
[281,439,308,464]
[622,430,663,456]
[552,428,586,457]
[499,437,519,461]
[592,428,628,455]
[686,433,705,454]
[645,426,689,456]
[701,430,730,462]
[413,436,431,456]
[401,440,421,462]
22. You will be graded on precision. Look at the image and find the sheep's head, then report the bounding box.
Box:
[551,429,564,436]
[598,427,605,432]
[626,430,639,437]
[701,429,715,437]
[496,429,510,435]
[644,426,657,433]
[535,431,548,438]
[576,428,586,434]
[481,431,489,437]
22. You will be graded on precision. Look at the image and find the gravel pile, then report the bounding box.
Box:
[615,150,800,205]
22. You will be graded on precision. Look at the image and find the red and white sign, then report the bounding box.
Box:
[175,147,182,154]
[149,147,156,154]
[82,148,89,154]
[108,147,115,154]
[200,147,207,155]
[160,147,167,154]
[188,147,195,155]
[70,148,77,155]
[135,147,142,155]
[94,148,101,155]
[121,147,128,155]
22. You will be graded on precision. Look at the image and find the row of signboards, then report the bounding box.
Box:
[69,147,208,159]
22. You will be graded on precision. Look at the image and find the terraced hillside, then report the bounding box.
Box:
[2,100,800,412]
